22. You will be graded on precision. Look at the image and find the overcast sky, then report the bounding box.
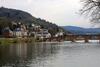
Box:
[0,0,93,27]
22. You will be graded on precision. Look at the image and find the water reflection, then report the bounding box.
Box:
[1,42,100,67]
[0,42,60,67]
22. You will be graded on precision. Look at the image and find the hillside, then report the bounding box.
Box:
[0,7,61,35]
[62,26,100,35]
[0,7,35,23]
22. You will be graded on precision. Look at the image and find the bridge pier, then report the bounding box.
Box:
[98,36,100,43]
[85,39,89,43]
[84,35,89,43]
[71,39,75,42]
[70,35,76,42]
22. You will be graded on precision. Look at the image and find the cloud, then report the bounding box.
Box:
[0,0,91,27]
[27,0,32,4]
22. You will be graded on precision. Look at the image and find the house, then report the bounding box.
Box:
[35,29,51,39]
[13,23,28,38]
[28,24,42,37]
[55,32,64,37]
[2,27,13,38]
[13,28,22,37]
[20,24,28,37]
[13,28,28,38]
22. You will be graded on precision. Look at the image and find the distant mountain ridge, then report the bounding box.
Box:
[62,26,100,35]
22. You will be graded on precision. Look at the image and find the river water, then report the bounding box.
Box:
[0,42,100,67]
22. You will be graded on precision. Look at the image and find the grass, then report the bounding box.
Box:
[0,37,47,45]
[0,37,37,45]
[0,38,18,45]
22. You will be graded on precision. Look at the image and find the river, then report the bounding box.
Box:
[0,42,100,67]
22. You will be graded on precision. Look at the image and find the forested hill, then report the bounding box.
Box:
[0,7,62,35]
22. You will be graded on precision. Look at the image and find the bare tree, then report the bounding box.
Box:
[81,0,100,23]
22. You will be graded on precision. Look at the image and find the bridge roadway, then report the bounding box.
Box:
[43,34,100,42]
[65,34,100,42]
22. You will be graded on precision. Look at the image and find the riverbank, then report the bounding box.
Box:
[0,37,65,45]
[0,37,36,45]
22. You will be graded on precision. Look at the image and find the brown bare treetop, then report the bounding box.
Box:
[81,0,100,23]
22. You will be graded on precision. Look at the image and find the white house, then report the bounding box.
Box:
[55,32,64,37]
[13,28,22,37]
[35,29,51,39]
[13,24,28,38]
